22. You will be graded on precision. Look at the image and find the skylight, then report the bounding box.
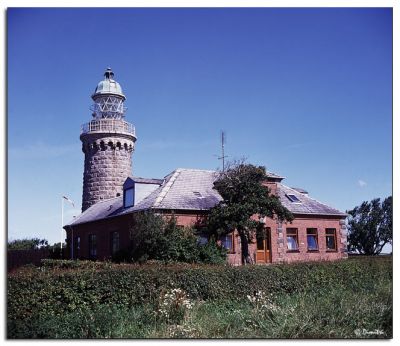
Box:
[286,194,301,203]
[193,191,203,198]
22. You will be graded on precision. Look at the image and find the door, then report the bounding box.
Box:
[256,227,271,263]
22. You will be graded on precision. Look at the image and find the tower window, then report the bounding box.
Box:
[124,188,134,208]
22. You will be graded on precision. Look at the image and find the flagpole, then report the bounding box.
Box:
[61,196,64,252]
[61,196,75,259]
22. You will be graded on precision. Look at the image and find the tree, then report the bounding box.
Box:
[347,196,392,255]
[8,238,48,250]
[126,211,226,264]
[207,161,294,264]
[129,211,168,262]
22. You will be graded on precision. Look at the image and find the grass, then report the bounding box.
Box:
[8,257,392,339]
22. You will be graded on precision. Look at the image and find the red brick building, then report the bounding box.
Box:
[64,168,348,265]
[65,69,347,265]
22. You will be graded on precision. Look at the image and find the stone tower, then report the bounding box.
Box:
[80,68,136,212]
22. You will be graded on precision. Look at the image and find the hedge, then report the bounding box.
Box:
[8,257,392,330]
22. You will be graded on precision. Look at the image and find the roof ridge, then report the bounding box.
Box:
[154,169,182,207]
[175,167,217,173]
[129,175,163,180]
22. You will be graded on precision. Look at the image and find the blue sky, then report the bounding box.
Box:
[8,8,392,246]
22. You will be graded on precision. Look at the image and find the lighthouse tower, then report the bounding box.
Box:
[80,68,136,212]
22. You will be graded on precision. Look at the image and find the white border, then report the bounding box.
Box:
[1,1,397,344]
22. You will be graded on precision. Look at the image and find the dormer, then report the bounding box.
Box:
[123,177,135,208]
[123,176,164,208]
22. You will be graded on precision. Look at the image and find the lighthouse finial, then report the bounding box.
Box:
[104,67,114,80]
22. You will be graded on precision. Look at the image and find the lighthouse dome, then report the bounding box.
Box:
[92,68,125,100]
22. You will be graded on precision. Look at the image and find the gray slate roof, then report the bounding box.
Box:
[67,196,124,227]
[116,168,223,216]
[277,184,346,216]
[66,168,345,227]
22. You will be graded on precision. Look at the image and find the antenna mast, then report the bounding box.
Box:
[218,131,228,172]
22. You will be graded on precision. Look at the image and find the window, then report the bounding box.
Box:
[89,234,97,258]
[221,233,234,253]
[256,235,265,250]
[286,228,299,251]
[326,228,337,251]
[111,231,120,255]
[197,235,208,245]
[75,236,81,258]
[193,191,203,198]
[124,188,134,208]
[286,194,301,203]
[307,228,319,251]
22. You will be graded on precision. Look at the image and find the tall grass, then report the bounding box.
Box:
[8,257,392,339]
[9,276,391,338]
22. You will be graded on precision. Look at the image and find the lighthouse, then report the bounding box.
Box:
[80,68,136,211]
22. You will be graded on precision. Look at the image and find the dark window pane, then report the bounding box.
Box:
[287,228,297,236]
[326,236,336,250]
[257,237,264,250]
[307,228,317,235]
[89,234,97,257]
[197,236,208,245]
[266,228,271,250]
[286,194,301,203]
[124,188,134,207]
[307,235,318,250]
[221,234,233,251]
[111,232,120,254]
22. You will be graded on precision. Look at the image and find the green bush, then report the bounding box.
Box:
[198,240,228,265]
[127,212,226,264]
[40,259,112,270]
[8,285,391,339]
[8,256,392,338]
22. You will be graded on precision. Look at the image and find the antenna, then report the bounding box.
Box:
[218,130,228,172]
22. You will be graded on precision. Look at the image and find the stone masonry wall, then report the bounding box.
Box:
[81,133,135,211]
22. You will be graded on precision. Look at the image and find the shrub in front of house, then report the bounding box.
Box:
[115,212,227,264]
[8,256,391,337]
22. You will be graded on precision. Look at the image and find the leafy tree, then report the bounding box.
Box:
[129,211,168,263]
[126,211,226,264]
[347,196,392,255]
[207,161,294,264]
[8,238,49,250]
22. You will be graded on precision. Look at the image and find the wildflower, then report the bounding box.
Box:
[156,287,194,322]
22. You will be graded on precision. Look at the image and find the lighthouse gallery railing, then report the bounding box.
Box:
[81,119,135,136]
